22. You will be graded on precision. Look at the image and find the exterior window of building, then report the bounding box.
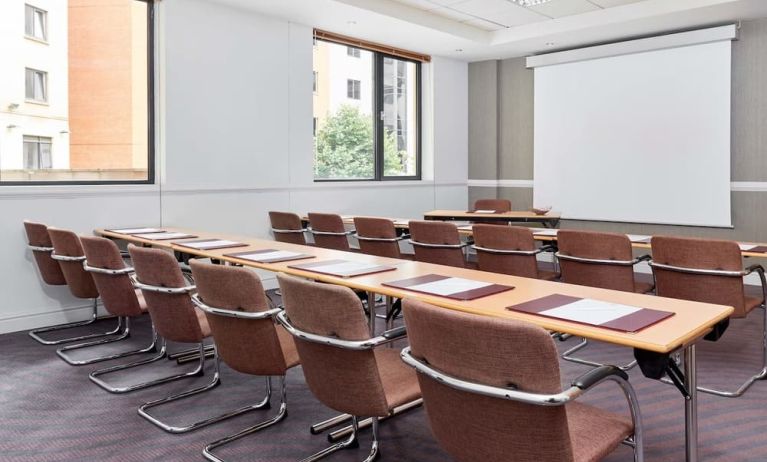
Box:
[346,79,361,100]
[23,136,53,169]
[25,4,47,41]
[313,117,318,137]
[25,68,47,102]
[347,46,360,58]
[313,71,317,92]
[312,37,421,181]
[2,0,155,184]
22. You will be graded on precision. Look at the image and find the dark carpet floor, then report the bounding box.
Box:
[2,295,767,462]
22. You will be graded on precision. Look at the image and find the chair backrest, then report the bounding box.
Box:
[308,212,350,251]
[268,211,306,245]
[128,245,205,343]
[190,260,295,376]
[473,224,540,278]
[403,298,574,462]
[408,220,465,268]
[47,228,99,299]
[652,236,748,317]
[23,221,66,286]
[353,217,402,259]
[80,236,143,317]
[473,199,511,213]
[557,230,637,292]
[277,273,390,417]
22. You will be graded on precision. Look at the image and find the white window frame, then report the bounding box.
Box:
[25,4,48,42]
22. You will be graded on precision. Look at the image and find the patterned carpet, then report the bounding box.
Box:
[2,296,767,462]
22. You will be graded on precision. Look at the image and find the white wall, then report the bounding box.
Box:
[0,0,468,334]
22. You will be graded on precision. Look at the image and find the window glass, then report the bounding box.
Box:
[382,57,418,177]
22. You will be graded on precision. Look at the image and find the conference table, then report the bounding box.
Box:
[97,226,733,462]
[423,209,561,228]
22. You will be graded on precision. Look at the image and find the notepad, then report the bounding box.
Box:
[383,274,513,300]
[627,234,651,243]
[541,299,641,325]
[533,229,559,237]
[175,239,247,250]
[225,249,314,263]
[473,210,496,214]
[107,227,164,234]
[132,232,197,240]
[288,260,397,278]
[739,243,757,251]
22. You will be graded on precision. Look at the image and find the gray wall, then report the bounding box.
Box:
[468,18,767,241]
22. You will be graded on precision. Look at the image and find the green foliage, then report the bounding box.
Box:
[314,105,408,179]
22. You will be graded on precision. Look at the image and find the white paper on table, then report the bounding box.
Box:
[180,240,241,249]
[309,261,383,275]
[540,299,640,325]
[133,232,193,240]
[110,227,163,234]
[457,225,472,231]
[473,210,495,214]
[626,234,651,242]
[533,229,559,236]
[408,277,492,296]
[239,250,303,262]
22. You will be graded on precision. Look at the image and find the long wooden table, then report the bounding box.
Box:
[424,209,561,227]
[98,226,732,462]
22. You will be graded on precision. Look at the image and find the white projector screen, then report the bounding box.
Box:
[533,40,732,227]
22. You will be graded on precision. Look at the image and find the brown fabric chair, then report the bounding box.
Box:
[268,211,307,245]
[651,236,767,397]
[24,221,101,346]
[55,236,154,366]
[401,299,642,462]
[473,198,511,212]
[353,217,410,259]
[557,230,652,294]
[408,220,468,268]
[472,224,558,280]
[190,260,300,460]
[124,245,266,434]
[308,212,354,251]
[277,273,421,462]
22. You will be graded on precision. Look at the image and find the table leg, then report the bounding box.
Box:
[367,291,376,336]
[684,344,698,462]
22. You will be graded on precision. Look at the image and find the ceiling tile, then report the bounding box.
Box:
[453,0,547,26]
[527,0,600,18]
[429,6,476,22]
[393,0,442,9]
[589,0,646,7]
[462,17,506,30]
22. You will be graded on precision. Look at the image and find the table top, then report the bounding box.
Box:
[424,209,561,220]
[97,227,733,354]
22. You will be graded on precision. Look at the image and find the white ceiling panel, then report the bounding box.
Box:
[589,0,646,7]
[453,0,547,26]
[528,0,601,19]
[430,6,477,21]
[463,17,507,30]
[393,0,442,9]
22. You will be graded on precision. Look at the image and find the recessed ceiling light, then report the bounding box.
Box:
[455,48,463,52]
[545,41,555,47]
[512,0,554,6]
[347,20,357,25]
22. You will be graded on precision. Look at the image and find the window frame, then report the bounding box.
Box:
[3,0,156,186]
[25,68,48,103]
[23,135,53,170]
[25,4,48,42]
[314,39,422,183]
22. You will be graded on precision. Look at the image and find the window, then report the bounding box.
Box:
[347,46,360,58]
[25,4,47,41]
[313,71,317,92]
[23,136,53,169]
[313,117,318,137]
[3,0,154,184]
[25,68,47,102]
[312,37,421,181]
[346,79,361,100]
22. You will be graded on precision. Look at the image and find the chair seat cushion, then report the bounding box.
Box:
[538,270,559,281]
[568,401,633,462]
[375,348,421,411]
[634,281,654,294]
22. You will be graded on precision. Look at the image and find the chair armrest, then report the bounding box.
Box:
[276,311,403,350]
[130,274,196,294]
[538,244,557,253]
[745,264,765,275]
[83,261,135,276]
[571,365,628,391]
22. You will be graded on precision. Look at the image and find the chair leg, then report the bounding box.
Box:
[29,298,117,345]
[561,338,638,371]
[138,346,271,434]
[202,376,288,462]
[300,415,380,462]
[89,334,204,394]
[327,398,422,443]
[56,317,158,366]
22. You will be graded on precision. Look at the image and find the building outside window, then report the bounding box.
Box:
[25,68,47,102]
[23,136,53,169]
[347,79,361,100]
[25,4,47,41]
[347,46,360,58]
[313,71,317,92]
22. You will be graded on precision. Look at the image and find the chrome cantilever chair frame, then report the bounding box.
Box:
[555,253,652,371]
[89,274,202,394]
[408,239,470,265]
[135,289,277,434]
[56,262,158,366]
[651,261,767,398]
[29,250,120,346]
[277,311,421,462]
[272,227,308,236]
[191,295,287,462]
[401,346,644,462]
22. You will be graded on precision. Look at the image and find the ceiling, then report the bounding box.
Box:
[206,0,767,61]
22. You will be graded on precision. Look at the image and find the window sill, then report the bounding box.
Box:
[24,35,49,45]
[25,99,49,106]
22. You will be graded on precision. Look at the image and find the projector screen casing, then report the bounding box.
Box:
[533,40,732,227]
